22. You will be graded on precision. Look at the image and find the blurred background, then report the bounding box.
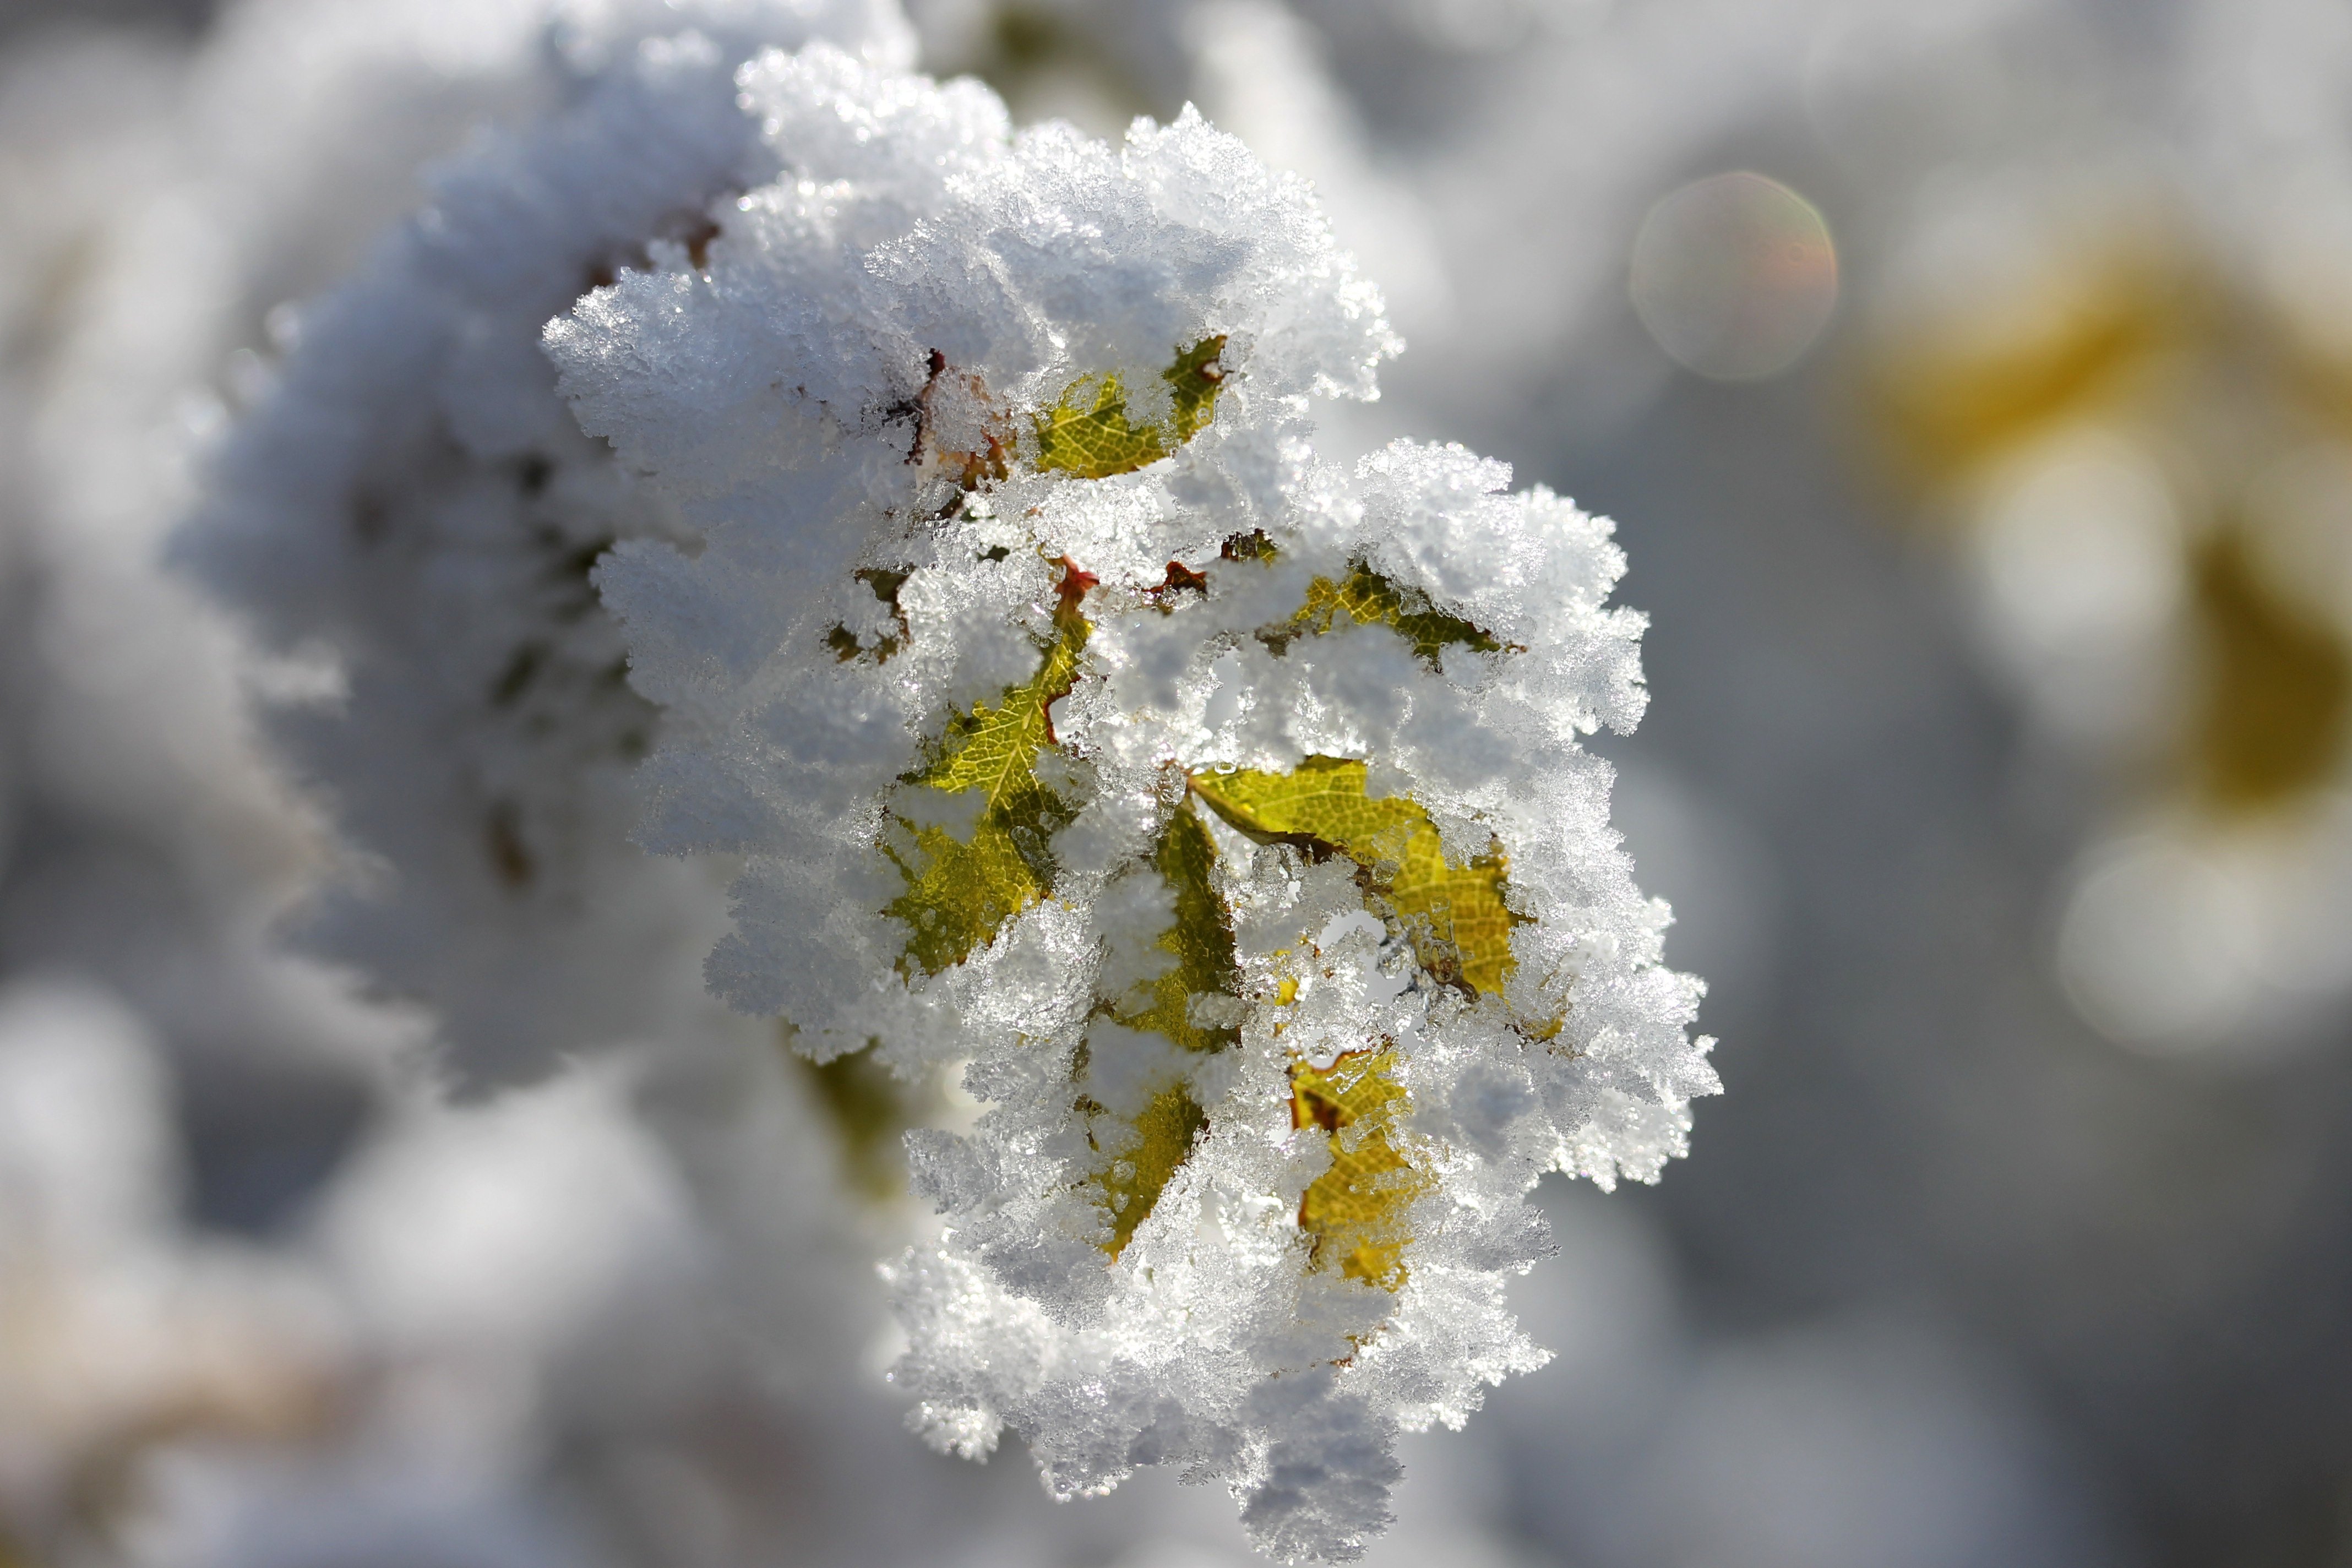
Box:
[5,0,2352,1564]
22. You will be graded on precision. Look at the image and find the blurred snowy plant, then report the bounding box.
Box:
[0,982,342,1560]
[549,44,1711,1559]
[180,0,915,1085]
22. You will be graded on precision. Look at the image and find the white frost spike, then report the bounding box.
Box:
[548,45,1712,1560]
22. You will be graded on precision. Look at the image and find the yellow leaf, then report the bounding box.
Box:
[1089,1081,1208,1258]
[1289,1048,1428,1291]
[1190,757,1522,997]
[880,566,1090,976]
[1104,802,1243,1054]
[1033,336,1226,480]
[1270,563,1501,671]
[1081,801,1240,1256]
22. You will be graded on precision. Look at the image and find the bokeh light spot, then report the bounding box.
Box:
[1630,171,1839,381]
[2057,836,2264,1053]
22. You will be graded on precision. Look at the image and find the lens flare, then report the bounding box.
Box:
[1630,171,1839,381]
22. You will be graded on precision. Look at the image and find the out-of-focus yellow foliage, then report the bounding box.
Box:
[1289,1048,1427,1291]
[930,3,1168,137]
[1861,224,2352,821]
[1034,336,1226,479]
[796,1033,913,1199]
[1191,757,1521,997]
[1867,246,2204,493]
[2191,531,2352,812]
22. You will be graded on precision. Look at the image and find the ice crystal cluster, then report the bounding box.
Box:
[548,43,1711,1558]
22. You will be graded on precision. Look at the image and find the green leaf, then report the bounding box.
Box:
[1289,1047,1428,1291]
[1190,757,1522,997]
[880,569,1090,977]
[1265,562,1500,671]
[1033,336,1226,480]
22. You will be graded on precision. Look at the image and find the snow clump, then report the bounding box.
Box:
[548,42,1713,1560]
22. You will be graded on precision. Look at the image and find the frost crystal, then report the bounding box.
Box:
[547,46,1712,1559]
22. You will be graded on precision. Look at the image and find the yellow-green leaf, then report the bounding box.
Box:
[1033,336,1226,480]
[880,574,1089,976]
[1078,802,1242,1256]
[1089,1081,1208,1258]
[1105,803,1243,1054]
[1289,1048,1428,1291]
[1190,756,1522,997]
[1266,562,1500,671]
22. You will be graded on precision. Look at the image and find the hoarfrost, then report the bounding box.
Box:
[547,45,1712,1558]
